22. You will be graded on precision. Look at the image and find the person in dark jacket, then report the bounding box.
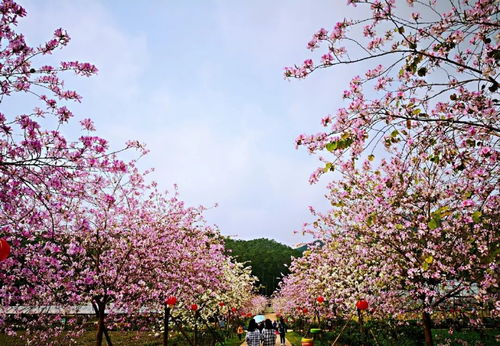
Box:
[278,317,287,345]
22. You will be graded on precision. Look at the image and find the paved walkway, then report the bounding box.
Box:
[240,313,292,346]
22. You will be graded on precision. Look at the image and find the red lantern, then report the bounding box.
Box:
[316,296,325,304]
[0,238,10,261]
[190,304,198,311]
[218,302,225,307]
[165,296,177,307]
[356,299,369,310]
[302,308,308,314]
[231,307,237,312]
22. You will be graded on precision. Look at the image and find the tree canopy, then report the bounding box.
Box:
[224,238,301,296]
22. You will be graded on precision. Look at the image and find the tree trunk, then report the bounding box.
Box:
[422,311,433,346]
[94,299,112,346]
[194,319,197,346]
[92,300,113,346]
[163,306,170,346]
[104,327,113,346]
[358,308,366,346]
[96,302,105,346]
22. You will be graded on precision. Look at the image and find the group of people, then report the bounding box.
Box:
[240,317,287,346]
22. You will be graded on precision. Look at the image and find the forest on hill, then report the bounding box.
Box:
[224,238,302,296]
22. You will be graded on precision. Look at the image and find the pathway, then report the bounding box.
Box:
[240,313,292,346]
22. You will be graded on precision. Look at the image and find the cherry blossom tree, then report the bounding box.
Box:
[276,142,498,340]
[285,0,498,182]
[0,0,141,234]
[0,2,257,345]
[280,1,499,345]
[155,259,258,345]
[0,1,141,343]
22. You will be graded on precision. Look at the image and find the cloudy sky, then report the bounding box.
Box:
[15,0,365,246]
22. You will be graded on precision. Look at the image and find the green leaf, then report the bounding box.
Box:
[433,206,450,218]
[472,211,482,223]
[425,256,433,264]
[340,138,354,149]
[390,130,399,138]
[325,142,338,152]
[366,213,376,227]
[428,219,439,230]
[368,154,375,161]
[327,138,354,151]
[323,162,333,173]
[429,155,440,164]
[422,262,429,271]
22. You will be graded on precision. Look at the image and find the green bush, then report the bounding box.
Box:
[313,319,499,346]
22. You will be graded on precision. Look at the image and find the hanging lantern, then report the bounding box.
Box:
[165,296,177,307]
[218,302,225,307]
[316,296,325,304]
[356,299,369,310]
[231,307,237,312]
[301,337,314,346]
[0,238,10,261]
[190,304,198,311]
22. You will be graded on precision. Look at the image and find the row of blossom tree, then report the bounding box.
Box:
[0,1,263,345]
[274,1,498,345]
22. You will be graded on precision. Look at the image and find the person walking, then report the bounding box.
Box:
[261,319,277,346]
[245,319,262,346]
[277,317,287,346]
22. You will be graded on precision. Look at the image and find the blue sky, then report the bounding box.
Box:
[15,0,364,246]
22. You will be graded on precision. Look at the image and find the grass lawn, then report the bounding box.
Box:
[285,331,302,346]
[0,331,163,345]
[433,328,499,345]
[285,328,499,346]
[2,328,498,345]
[0,330,245,345]
[223,334,244,345]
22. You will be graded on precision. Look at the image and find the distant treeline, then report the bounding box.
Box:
[224,238,302,296]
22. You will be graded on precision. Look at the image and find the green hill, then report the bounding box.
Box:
[224,238,302,296]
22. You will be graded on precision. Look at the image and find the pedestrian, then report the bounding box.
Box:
[245,319,262,346]
[237,325,244,341]
[258,321,264,332]
[262,319,277,346]
[278,316,287,346]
